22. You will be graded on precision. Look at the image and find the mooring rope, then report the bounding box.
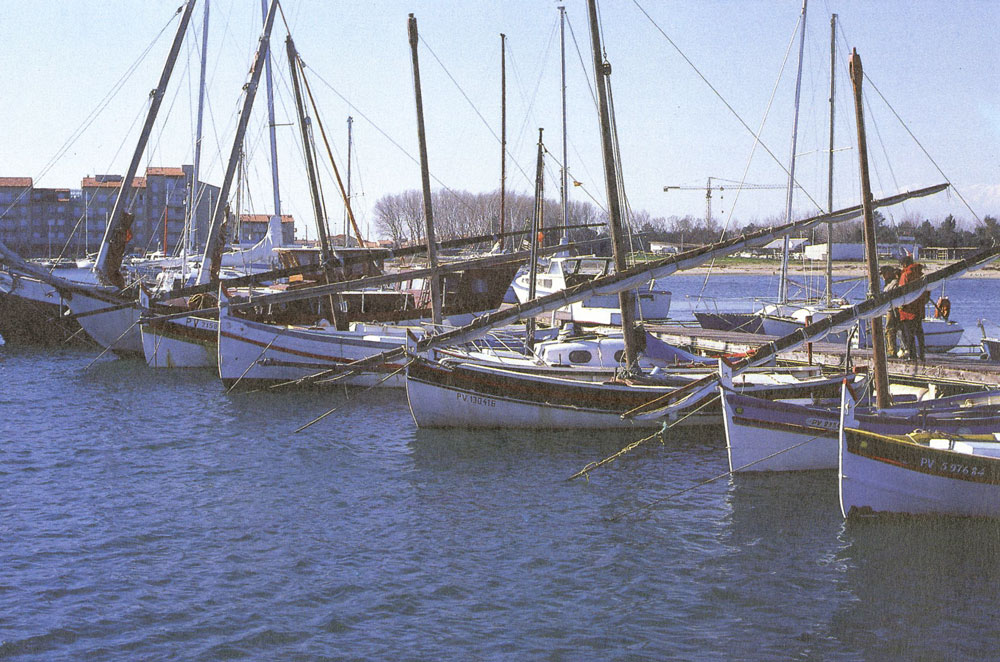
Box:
[607,432,827,522]
[567,392,721,481]
[293,359,413,434]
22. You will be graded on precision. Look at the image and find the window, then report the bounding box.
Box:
[568,350,593,364]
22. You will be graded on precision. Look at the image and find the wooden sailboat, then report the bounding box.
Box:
[723,47,1000,474]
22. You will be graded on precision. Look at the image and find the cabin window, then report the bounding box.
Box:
[614,350,624,363]
[568,350,593,364]
[541,279,552,289]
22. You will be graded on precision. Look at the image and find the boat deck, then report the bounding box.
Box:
[645,323,1000,390]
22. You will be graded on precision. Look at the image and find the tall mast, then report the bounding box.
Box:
[408,13,442,325]
[95,0,197,287]
[196,0,278,284]
[499,33,507,243]
[778,0,808,304]
[559,6,569,246]
[525,128,545,350]
[261,0,281,220]
[286,36,332,264]
[826,13,837,306]
[586,0,639,372]
[345,116,353,245]
[185,0,210,281]
[850,48,891,408]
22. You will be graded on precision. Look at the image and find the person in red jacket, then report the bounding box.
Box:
[897,258,930,361]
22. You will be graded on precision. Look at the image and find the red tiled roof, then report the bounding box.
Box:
[146,167,186,177]
[81,176,146,189]
[239,214,295,224]
[0,177,33,188]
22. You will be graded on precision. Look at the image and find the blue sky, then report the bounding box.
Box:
[1,0,997,241]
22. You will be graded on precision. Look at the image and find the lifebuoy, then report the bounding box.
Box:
[935,296,951,320]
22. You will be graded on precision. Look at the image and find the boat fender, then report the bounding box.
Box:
[934,296,951,320]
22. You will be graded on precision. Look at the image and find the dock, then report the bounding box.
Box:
[645,323,1000,391]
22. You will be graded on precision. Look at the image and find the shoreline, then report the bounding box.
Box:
[672,261,1000,278]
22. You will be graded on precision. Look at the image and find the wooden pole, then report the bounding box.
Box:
[500,33,507,242]
[586,0,639,372]
[826,14,836,306]
[408,13,442,325]
[526,128,544,350]
[849,48,891,407]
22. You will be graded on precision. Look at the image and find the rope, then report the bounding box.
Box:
[293,359,413,433]
[568,392,720,481]
[225,330,282,394]
[84,317,141,369]
[607,432,827,522]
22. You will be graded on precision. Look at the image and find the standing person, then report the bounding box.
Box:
[880,265,901,357]
[897,257,930,361]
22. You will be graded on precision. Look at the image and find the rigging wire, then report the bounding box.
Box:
[630,0,825,215]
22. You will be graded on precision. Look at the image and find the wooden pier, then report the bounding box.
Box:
[645,323,1000,391]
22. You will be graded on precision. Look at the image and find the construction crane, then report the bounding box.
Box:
[662,177,793,226]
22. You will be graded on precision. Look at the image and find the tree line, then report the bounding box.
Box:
[372,188,998,251]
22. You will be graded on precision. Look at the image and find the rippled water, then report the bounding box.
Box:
[3,275,1000,660]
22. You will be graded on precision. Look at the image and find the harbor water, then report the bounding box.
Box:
[3,274,1000,660]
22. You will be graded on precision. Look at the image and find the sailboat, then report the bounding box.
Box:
[720,47,1000,476]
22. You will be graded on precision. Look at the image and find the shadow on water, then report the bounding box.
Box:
[830,515,1000,661]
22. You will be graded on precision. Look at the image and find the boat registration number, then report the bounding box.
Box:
[919,457,986,478]
[457,393,497,408]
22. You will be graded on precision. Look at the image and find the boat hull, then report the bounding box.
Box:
[840,428,1000,517]
[217,312,411,388]
[66,290,143,356]
[141,316,218,368]
[0,271,91,345]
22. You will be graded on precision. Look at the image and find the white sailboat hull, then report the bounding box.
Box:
[141,316,218,368]
[722,389,839,473]
[839,428,1000,518]
[217,312,412,387]
[67,291,143,356]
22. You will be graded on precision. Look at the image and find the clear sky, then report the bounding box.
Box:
[1,0,997,242]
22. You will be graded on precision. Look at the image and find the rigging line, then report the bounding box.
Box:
[862,71,983,227]
[504,35,558,187]
[630,0,824,214]
[299,65,525,212]
[608,431,827,522]
[417,33,501,146]
[693,12,806,302]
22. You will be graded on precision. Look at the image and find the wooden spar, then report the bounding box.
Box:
[559,6,569,244]
[826,13,837,306]
[298,62,367,248]
[500,33,507,242]
[525,128,545,350]
[850,48,891,407]
[408,13,443,325]
[286,37,332,264]
[95,0,197,287]
[184,0,210,280]
[586,0,639,372]
[286,34,344,329]
[196,0,278,284]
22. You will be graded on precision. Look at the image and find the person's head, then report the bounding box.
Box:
[900,254,913,268]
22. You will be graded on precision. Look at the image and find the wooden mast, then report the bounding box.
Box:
[849,48,891,407]
[408,13,442,325]
[95,0,197,287]
[196,0,279,284]
[586,0,639,372]
[500,33,507,244]
[825,13,837,306]
[525,128,545,350]
[287,35,344,330]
